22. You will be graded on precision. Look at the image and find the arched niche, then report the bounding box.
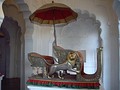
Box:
[2,0,34,90]
[0,25,10,77]
[56,9,102,74]
[1,16,21,78]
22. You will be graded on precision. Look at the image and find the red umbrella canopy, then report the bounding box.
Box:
[29,1,78,25]
[29,1,78,45]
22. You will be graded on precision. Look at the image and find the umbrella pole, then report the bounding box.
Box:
[53,23,57,46]
[52,7,57,46]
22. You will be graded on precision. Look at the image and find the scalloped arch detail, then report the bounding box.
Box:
[57,9,102,49]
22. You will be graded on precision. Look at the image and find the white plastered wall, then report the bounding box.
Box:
[0,0,119,90]
[24,0,119,90]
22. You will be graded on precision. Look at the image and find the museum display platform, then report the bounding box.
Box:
[27,85,104,90]
[27,79,104,90]
[27,81,104,90]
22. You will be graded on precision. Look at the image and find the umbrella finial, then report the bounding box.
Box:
[52,1,54,3]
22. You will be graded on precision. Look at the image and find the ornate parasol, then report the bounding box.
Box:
[29,1,78,45]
